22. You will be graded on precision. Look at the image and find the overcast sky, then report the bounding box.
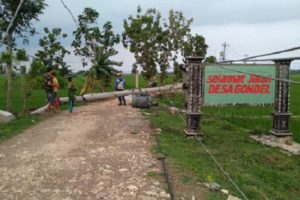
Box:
[23,0,300,72]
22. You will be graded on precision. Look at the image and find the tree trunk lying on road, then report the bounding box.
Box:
[31,83,183,115]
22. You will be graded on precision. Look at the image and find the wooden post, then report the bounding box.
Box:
[135,70,139,88]
[270,58,293,137]
[184,57,204,137]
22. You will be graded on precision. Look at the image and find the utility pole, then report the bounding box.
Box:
[135,70,139,88]
[220,42,229,61]
[244,54,248,64]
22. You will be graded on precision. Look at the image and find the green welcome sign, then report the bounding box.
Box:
[204,64,276,105]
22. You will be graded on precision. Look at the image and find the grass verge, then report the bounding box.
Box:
[149,96,300,199]
[0,115,42,141]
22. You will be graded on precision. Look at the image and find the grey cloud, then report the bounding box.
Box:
[39,0,300,34]
[14,0,300,70]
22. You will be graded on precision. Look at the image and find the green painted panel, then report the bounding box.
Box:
[204,65,276,105]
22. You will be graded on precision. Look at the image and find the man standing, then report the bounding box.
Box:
[67,76,77,113]
[51,71,60,111]
[44,67,54,112]
[115,72,126,105]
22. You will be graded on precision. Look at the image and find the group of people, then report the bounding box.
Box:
[44,67,76,113]
[44,69,127,113]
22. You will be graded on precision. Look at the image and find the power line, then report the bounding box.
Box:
[59,0,78,28]
[244,46,300,60]
[217,66,300,85]
[164,95,249,200]
[0,0,25,47]
[242,56,300,62]
[219,46,300,63]
[195,137,249,200]
[228,46,243,57]
[218,56,300,64]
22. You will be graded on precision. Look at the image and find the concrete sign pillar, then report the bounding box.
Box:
[270,59,293,137]
[184,57,204,137]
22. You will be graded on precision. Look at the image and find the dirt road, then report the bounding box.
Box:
[0,99,168,200]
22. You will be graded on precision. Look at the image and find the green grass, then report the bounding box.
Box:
[290,75,300,115]
[149,76,300,199]
[150,106,300,200]
[0,73,175,114]
[0,115,42,140]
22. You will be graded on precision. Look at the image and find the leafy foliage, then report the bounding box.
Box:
[20,65,26,74]
[0,49,28,72]
[123,6,162,80]
[0,65,4,74]
[19,74,35,113]
[0,0,47,112]
[173,63,185,82]
[157,10,193,84]
[35,27,71,76]
[72,7,122,93]
[27,59,46,89]
[183,34,208,58]
[0,0,47,45]
[123,6,208,84]
[204,56,217,64]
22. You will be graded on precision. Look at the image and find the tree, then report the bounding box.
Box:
[0,54,5,74]
[19,74,34,114]
[157,10,193,84]
[171,34,207,82]
[72,7,122,92]
[123,7,207,84]
[20,65,26,74]
[183,34,208,58]
[123,6,162,81]
[35,27,71,77]
[1,49,29,74]
[1,49,31,110]
[28,58,46,89]
[0,65,4,74]
[173,63,184,82]
[0,0,47,112]
[204,56,217,64]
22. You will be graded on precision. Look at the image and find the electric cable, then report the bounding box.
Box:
[164,94,249,200]
[217,66,300,85]
[219,46,300,63]
[59,0,78,28]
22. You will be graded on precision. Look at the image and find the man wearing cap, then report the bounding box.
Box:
[115,72,126,105]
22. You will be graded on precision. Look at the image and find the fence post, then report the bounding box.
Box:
[270,59,293,138]
[135,70,139,88]
[184,57,204,137]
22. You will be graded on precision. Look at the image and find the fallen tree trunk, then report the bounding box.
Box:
[31,83,183,115]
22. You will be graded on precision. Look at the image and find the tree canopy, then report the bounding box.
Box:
[35,27,71,76]
[72,7,122,93]
[123,6,208,83]
[123,6,162,80]
[0,0,47,46]
[0,0,47,112]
